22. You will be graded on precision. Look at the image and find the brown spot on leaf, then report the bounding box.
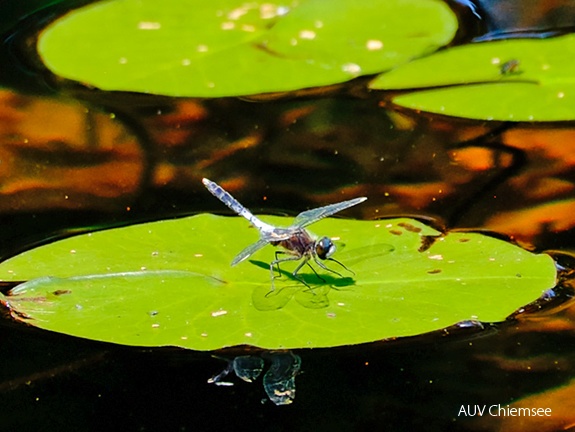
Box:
[53,289,72,296]
[398,222,422,233]
[389,229,403,236]
[427,269,442,274]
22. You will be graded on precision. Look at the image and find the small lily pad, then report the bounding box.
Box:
[370,34,575,121]
[37,0,457,97]
[0,215,556,350]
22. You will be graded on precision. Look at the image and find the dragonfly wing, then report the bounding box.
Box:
[231,238,270,266]
[261,228,292,242]
[202,178,274,232]
[292,197,367,228]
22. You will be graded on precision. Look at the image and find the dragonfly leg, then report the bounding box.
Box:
[326,257,355,276]
[304,261,326,283]
[273,251,289,277]
[312,255,344,278]
[270,255,304,291]
[290,256,312,290]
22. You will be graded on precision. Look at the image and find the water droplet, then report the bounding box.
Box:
[211,309,228,317]
[299,30,316,40]
[137,21,161,30]
[366,39,383,50]
[428,254,443,260]
[341,63,361,75]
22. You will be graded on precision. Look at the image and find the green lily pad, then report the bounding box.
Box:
[0,215,556,350]
[37,0,457,97]
[370,34,575,121]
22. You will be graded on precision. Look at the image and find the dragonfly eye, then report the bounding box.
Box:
[315,237,336,260]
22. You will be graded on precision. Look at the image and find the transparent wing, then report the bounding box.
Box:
[259,227,292,242]
[292,197,367,228]
[231,238,270,266]
[231,228,295,266]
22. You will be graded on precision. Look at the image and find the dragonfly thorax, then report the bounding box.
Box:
[315,236,336,260]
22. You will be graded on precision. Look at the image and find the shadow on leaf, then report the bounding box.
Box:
[249,259,355,311]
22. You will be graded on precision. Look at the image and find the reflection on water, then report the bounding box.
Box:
[0,90,144,212]
[4,88,573,245]
[208,352,300,406]
[3,1,575,431]
[4,84,575,249]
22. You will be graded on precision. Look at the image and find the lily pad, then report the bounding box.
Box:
[0,215,556,350]
[37,0,457,97]
[370,34,575,121]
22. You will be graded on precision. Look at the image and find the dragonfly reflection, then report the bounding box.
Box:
[202,178,367,290]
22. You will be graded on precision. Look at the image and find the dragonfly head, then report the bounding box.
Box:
[315,236,336,260]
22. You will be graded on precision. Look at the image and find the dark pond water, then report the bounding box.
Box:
[2,1,575,431]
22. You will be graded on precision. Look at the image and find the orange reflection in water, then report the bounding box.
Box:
[0,90,143,211]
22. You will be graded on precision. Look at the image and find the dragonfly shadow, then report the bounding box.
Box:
[249,259,355,311]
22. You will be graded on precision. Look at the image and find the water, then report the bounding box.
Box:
[2,1,575,431]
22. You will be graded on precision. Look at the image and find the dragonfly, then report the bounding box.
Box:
[202,178,367,290]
